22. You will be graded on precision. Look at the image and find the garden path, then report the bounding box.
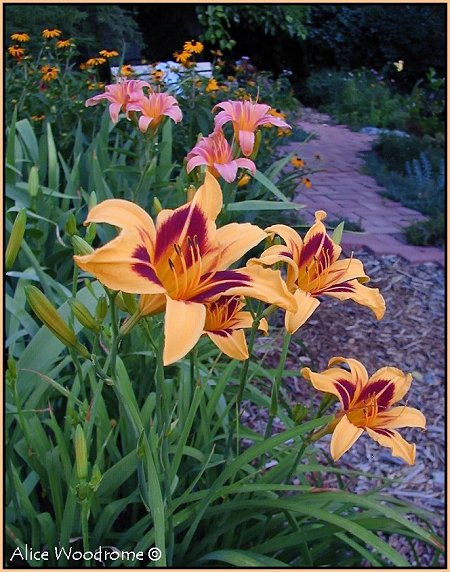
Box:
[283,109,444,265]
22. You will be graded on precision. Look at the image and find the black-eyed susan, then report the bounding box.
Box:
[42,28,62,39]
[8,45,25,58]
[183,39,203,54]
[120,64,134,77]
[302,177,312,189]
[291,155,305,168]
[56,39,74,49]
[85,57,106,68]
[11,32,30,42]
[206,78,219,93]
[99,49,119,58]
[151,69,165,82]
[41,65,59,82]
[173,50,191,65]
[314,153,322,161]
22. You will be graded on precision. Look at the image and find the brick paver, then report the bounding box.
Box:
[283,110,444,266]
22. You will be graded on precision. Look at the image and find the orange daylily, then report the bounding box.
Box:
[74,173,296,365]
[203,296,268,360]
[302,357,426,465]
[250,210,385,333]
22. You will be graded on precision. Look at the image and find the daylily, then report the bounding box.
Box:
[250,210,385,333]
[213,100,291,156]
[74,172,296,365]
[301,357,426,465]
[85,79,151,124]
[126,92,182,133]
[186,130,256,183]
[203,296,268,360]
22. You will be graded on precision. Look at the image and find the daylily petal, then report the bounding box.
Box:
[139,293,166,316]
[374,406,426,430]
[324,279,386,320]
[215,161,238,183]
[298,210,328,266]
[206,329,248,360]
[186,155,207,173]
[238,129,255,156]
[235,158,257,174]
[109,102,122,124]
[139,115,153,133]
[285,289,320,334]
[74,233,165,295]
[330,415,364,461]
[264,224,303,266]
[301,366,358,410]
[360,367,413,408]
[163,298,206,365]
[327,357,369,390]
[366,427,416,465]
[216,222,267,268]
[231,311,269,334]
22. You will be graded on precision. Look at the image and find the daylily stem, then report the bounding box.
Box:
[264,332,291,440]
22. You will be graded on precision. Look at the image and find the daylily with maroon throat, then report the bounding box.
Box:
[250,210,385,333]
[74,173,296,365]
[186,130,256,183]
[85,79,151,124]
[302,357,426,465]
[126,92,182,134]
[213,100,291,156]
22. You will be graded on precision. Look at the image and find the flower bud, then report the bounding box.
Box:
[74,424,88,481]
[238,173,251,188]
[65,213,77,236]
[25,286,89,357]
[6,209,27,271]
[85,223,96,244]
[28,166,40,198]
[292,404,308,425]
[96,296,108,321]
[119,292,138,315]
[72,235,94,256]
[90,464,102,491]
[153,197,163,215]
[69,298,100,334]
[88,191,97,211]
[186,185,196,202]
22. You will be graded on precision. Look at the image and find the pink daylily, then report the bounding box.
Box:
[186,130,256,183]
[85,79,151,124]
[126,92,182,133]
[213,100,291,156]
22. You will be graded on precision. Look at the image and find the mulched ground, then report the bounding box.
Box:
[244,249,445,565]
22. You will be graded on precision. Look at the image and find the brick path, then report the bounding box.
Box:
[283,110,444,266]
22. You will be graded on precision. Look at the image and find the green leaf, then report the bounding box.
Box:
[332,221,345,245]
[253,169,292,202]
[16,119,39,165]
[198,549,288,567]
[6,107,18,184]
[227,199,304,212]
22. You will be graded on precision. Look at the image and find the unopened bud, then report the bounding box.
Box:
[120,292,137,315]
[292,404,308,425]
[90,464,102,491]
[72,235,94,256]
[6,209,27,271]
[96,296,108,321]
[186,185,196,202]
[153,197,163,214]
[74,424,88,481]
[69,298,100,334]
[65,213,77,236]
[28,166,40,198]
[84,223,96,244]
[88,191,97,211]
[238,173,251,188]
[25,286,89,357]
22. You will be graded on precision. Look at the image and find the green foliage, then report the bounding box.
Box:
[197,5,310,52]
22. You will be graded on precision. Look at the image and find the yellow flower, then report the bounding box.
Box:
[31,114,46,121]
[249,210,385,333]
[277,127,292,137]
[302,357,426,465]
[74,172,296,365]
[56,39,74,49]
[8,45,24,59]
[11,32,30,42]
[291,155,305,168]
[237,173,251,188]
[85,57,106,68]
[394,59,404,72]
[151,69,165,82]
[173,50,192,65]
[42,28,62,39]
[183,39,203,54]
[99,49,119,58]
[302,177,312,189]
[120,64,134,77]
[40,65,59,82]
[205,78,219,93]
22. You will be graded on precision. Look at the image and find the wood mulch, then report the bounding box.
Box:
[244,249,445,566]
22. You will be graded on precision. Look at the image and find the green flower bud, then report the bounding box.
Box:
[85,223,96,244]
[25,286,89,357]
[88,191,97,211]
[28,166,40,198]
[90,464,103,491]
[292,404,308,425]
[69,298,100,334]
[65,213,77,236]
[5,209,27,271]
[72,235,94,256]
[74,424,88,481]
[96,296,108,321]
[153,197,163,215]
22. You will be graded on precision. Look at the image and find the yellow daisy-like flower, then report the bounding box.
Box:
[31,114,46,121]
[120,64,134,77]
[173,50,192,65]
[183,39,203,54]
[42,28,62,39]
[41,65,59,82]
[151,69,165,82]
[8,45,25,58]
[291,155,305,169]
[99,49,119,58]
[56,39,73,49]
[85,57,106,68]
[302,177,312,189]
[11,32,30,42]
[206,78,219,93]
